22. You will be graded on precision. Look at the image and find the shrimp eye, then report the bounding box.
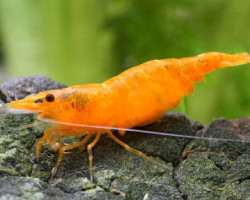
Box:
[45,94,55,102]
[34,99,43,103]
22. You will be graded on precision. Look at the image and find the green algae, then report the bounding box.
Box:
[177,118,250,200]
[0,114,40,177]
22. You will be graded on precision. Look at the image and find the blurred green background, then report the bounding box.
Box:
[0,0,249,124]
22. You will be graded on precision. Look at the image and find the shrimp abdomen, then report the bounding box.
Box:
[104,52,250,127]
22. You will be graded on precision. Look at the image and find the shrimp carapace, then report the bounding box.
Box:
[4,52,250,180]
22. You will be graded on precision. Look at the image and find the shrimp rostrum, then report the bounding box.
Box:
[2,52,250,180]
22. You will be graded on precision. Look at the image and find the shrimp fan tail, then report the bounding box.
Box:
[178,52,250,83]
[196,52,250,74]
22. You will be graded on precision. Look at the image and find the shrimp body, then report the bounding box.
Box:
[9,52,250,129]
[6,52,250,179]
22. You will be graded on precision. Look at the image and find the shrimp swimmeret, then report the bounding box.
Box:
[1,52,250,180]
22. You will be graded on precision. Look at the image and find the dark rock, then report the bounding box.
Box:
[0,75,66,103]
[177,118,250,199]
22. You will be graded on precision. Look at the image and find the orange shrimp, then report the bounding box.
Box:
[3,52,250,180]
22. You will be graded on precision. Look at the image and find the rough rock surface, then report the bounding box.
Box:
[0,76,249,200]
[0,75,66,103]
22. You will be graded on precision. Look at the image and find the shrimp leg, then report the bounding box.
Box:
[106,130,167,169]
[87,130,102,181]
[51,132,92,179]
[36,126,59,157]
[37,126,85,157]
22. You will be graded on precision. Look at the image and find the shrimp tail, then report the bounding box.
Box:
[155,52,250,107]
[196,52,250,73]
[178,52,250,83]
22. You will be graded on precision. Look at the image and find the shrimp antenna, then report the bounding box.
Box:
[19,120,45,129]
[14,90,18,101]
[38,117,250,144]
[0,104,10,128]
[0,86,13,102]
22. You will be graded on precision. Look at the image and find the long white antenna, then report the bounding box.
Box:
[37,117,250,144]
